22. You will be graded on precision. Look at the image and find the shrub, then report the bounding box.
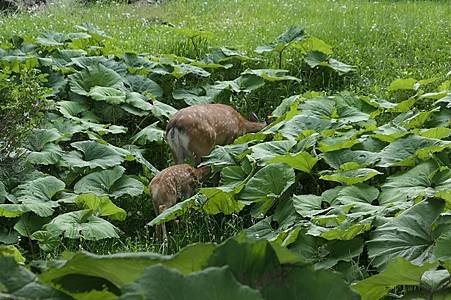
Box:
[0,66,50,160]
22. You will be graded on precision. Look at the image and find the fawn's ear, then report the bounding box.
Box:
[264,114,274,125]
[249,112,260,122]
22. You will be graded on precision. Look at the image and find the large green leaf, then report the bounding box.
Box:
[63,140,125,169]
[248,140,296,163]
[0,245,25,264]
[15,176,65,217]
[120,265,263,300]
[377,135,450,167]
[148,194,202,226]
[0,256,68,299]
[320,168,382,185]
[126,74,162,97]
[201,144,250,168]
[151,100,177,119]
[388,77,418,91]
[279,115,332,139]
[241,69,300,82]
[25,129,63,165]
[261,264,358,299]
[0,181,6,203]
[45,209,120,240]
[352,257,438,300]
[255,26,305,54]
[207,236,355,299]
[37,31,67,46]
[75,193,126,221]
[88,86,126,105]
[200,187,245,215]
[367,199,445,269]
[122,91,153,113]
[379,161,450,204]
[74,166,144,198]
[14,213,50,237]
[322,149,379,169]
[131,122,165,145]
[239,163,295,203]
[69,63,124,96]
[269,151,318,173]
[41,244,216,289]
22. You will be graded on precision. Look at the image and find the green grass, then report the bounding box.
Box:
[1,0,449,95]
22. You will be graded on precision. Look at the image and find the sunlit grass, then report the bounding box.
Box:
[0,0,449,94]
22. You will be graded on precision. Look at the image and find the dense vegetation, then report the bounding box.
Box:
[0,0,450,299]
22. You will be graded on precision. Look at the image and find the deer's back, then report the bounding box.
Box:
[149,164,197,205]
[167,104,245,145]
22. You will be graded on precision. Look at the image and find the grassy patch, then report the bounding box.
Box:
[0,0,449,94]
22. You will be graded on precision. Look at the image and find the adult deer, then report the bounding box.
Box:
[149,164,210,239]
[166,104,267,164]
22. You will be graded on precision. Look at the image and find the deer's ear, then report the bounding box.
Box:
[249,112,260,122]
[264,114,274,125]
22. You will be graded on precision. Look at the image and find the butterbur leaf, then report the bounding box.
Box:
[388,77,418,91]
[294,36,333,55]
[37,31,66,46]
[40,244,216,289]
[420,269,451,293]
[151,100,177,119]
[352,257,438,300]
[241,69,301,82]
[25,128,63,165]
[45,209,120,240]
[0,256,67,299]
[320,168,382,185]
[74,166,144,198]
[256,26,305,54]
[200,188,245,215]
[148,194,202,226]
[123,92,153,112]
[126,74,162,97]
[14,213,50,237]
[75,193,126,221]
[201,144,250,168]
[70,64,124,96]
[249,140,296,163]
[31,230,61,252]
[15,176,65,217]
[377,135,450,167]
[269,151,318,173]
[0,245,25,264]
[367,199,445,269]
[120,265,263,300]
[88,86,126,104]
[63,140,125,169]
[75,22,111,40]
[378,161,449,205]
[322,149,379,169]
[239,163,295,203]
[0,227,20,244]
[131,122,165,145]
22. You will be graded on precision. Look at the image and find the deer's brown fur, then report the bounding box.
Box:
[166,104,266,164]
[149,164,210,239]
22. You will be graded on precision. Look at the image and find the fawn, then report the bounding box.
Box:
[149,164,210,239]
[166,104,267,164]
